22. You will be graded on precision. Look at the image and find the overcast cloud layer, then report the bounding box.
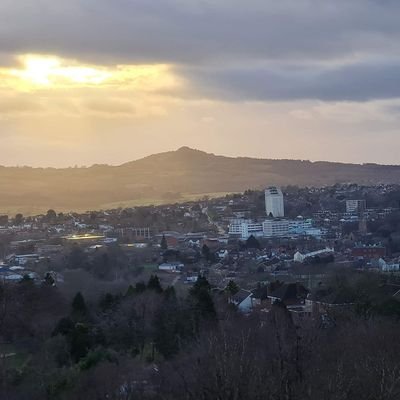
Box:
[0,0,400,166]
[1,0,400,101]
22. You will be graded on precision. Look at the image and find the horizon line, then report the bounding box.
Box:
[0,146,399,169]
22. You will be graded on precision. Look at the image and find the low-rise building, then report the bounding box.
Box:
[352,244,386,259]
[158,262,184,273]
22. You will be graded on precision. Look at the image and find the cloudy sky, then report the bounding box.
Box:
[1,0,400,166]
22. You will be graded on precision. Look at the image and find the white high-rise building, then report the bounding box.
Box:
[265,186,284,217]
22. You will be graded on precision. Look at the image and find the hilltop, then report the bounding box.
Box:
[1,146,400,214]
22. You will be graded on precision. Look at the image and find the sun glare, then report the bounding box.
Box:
[1,54,180,92]
[9,55,112,87]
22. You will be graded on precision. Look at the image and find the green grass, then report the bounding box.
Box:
[142,263,158,271]
[0,344,31,369]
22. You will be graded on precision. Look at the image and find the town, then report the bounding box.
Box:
[2,183,400,398]
[1,182,400,314]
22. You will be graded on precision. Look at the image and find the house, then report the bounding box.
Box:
[158,262,184,273]
[251,285,269,307]
[294,247,334,263]
[268,283,309,306]
[306,288,355,315]
[185,275,198,283]
[378,258,400,272]
[229,289,253,313]
[352,244,386,259]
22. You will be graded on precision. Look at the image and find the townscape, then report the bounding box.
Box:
[1,183,400,398]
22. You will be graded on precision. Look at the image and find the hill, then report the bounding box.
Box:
[1,146,400,214]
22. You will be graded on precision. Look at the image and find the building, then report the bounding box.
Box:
[229,289,253,313]
[294,247,334,263]
[378,258,400,272]
[228,219,263,239]
[230,216,319,240]
[346,199,366,213]
[158,262,184,273]
[265,187,284,217]
[268,283,309,305]
[288,218,313,235]
[352,244,386,259]
[262,219,289,238]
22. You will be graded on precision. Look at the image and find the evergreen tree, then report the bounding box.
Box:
[99,292,119,311]
[14,213,23,225]
[71,292,87,320]
[135,281,147,293]
[161,234,168,250]
[46,209,57,222]
[147,275,163,293]
[153,287,180,359]
[226,280,240,296]
[69,323,91,362]
[190,275,211,295]
[246,234,261,249]
[52,317,74,337]
[189,276,216,322]
[125,284,136,297]
[202,244,211,260]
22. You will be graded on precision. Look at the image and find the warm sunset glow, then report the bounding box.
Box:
[1,54,179,92]
[1,0,400,168]
[8,55,112,87]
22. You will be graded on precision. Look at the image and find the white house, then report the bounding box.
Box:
[294,247,334,263]
[379,258,400,272]
[229,289,253,313]
[158,262,184,273]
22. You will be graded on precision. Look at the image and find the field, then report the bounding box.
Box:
[0,191,234,216]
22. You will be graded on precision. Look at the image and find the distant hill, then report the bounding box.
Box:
[1,146,400,214]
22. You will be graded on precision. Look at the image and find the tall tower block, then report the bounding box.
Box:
[265,186,284,217]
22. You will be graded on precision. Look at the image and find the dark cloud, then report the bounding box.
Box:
[2,0,400,101]
[179,60,400,101]
[1,0,400,64]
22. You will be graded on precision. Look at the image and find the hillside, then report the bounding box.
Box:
[1,146,400,214]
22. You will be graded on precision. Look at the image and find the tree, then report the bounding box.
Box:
[53,317,75,337]
[202,244,217,263]
[46,209,57,221]
[71,292,87,320]
[154,288,181,359]
[161,235,168,250]
[202,244,211,260]
[246,235,261,249]
[66,246,88,270]
[148,275,163,293]
[190,276,216,321]
[14,213,23,225]
[226,280,240,296]
[135,281,147,293]
[125,285,136,297]
[69,323,92,362]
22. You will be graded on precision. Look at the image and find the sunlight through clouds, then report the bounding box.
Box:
[0,54,183,120]
[0,54,181,92]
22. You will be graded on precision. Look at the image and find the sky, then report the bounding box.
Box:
[1,0,400,167]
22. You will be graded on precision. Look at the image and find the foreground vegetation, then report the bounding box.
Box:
[1,269,400,400]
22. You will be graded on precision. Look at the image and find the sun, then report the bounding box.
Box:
[9,54,112,87]
[0,53,182,95]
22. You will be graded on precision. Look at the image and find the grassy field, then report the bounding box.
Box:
[0,192,235,217]
[0,343,31,369]
[99,191,235,210]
